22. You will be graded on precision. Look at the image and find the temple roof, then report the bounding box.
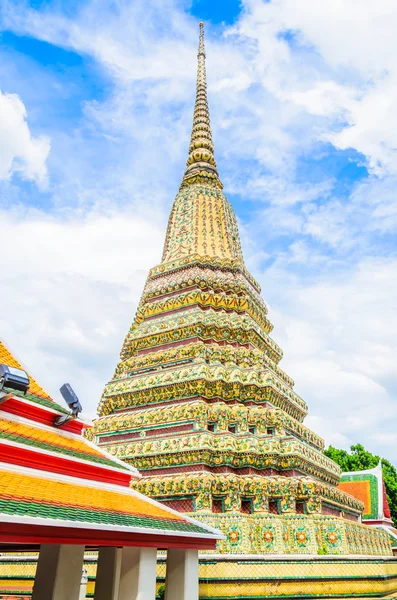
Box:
[0,413,133,474]
[0,464,217,539]
[338,462,392,524]
[0,336,222,548]
[0,337,51,401]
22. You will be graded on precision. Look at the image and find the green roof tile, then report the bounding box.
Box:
[0,498,208,535]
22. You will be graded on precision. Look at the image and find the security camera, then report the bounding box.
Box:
[54,383,83,427]
[0,364,30,394]
[59,383,83,416]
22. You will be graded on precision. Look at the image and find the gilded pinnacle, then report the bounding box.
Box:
[181,22,223,189]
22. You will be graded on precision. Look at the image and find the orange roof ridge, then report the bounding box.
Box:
[0,337,52,401]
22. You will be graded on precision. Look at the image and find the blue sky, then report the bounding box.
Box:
[1,0,397,464]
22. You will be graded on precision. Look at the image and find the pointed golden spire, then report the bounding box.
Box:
[181,22,223,189]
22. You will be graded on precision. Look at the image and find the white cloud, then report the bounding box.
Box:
[262,256,397,459]
[236,0,397,176]
[0,90,50,185]
[288,82,358,119]
[0,206,165,412]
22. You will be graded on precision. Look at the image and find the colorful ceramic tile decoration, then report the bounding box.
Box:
[91,23,393,561]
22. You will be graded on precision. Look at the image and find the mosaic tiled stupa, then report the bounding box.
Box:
[91,23,391,558]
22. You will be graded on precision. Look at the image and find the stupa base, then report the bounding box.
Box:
[189,512,392,556]
[157,554,397,599]
[2,550,397,598]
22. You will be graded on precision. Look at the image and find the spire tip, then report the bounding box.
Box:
[181,18,222,190]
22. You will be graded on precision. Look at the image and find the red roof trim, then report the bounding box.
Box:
[382,480,391,520]
[0,443,132,487]
[1,397,85,434]
[0,522,217,550]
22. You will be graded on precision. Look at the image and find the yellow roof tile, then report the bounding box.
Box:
[0,418,103,459]
[0,468,184,522]
[0,338,51,400]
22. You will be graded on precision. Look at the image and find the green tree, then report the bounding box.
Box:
[324,444,397,525]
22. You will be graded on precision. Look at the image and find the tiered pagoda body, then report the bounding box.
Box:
[91,24,390,557]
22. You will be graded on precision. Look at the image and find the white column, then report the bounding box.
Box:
[79,567,88,600]
[118,547,157,600]
[164,549,199,600]
[32,544,85,600]
[94,547,121,600]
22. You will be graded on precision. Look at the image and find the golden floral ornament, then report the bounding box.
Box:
[263,530,274,543]
[327,531,339,545]
[296,531,308,545]
[228,530,240,543]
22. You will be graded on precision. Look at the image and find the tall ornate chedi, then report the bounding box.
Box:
[92,24,391,557]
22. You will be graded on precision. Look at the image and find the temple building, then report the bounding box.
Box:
[339,463,397,555]
[90,22,392,554]
[0,337,222,599]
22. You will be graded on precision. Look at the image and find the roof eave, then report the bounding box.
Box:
[0,515,224,550]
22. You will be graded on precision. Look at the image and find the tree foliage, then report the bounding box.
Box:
[324,444,397,525]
